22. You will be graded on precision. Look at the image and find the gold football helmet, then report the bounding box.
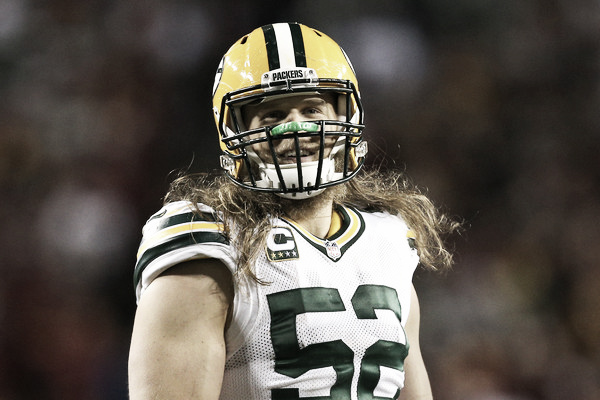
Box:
[212,22,367,199]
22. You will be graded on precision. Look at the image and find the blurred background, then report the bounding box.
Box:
[1,0,599,399]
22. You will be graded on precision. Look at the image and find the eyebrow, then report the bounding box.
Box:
[299,97,327,105]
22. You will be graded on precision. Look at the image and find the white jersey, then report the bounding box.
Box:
[135,201,419,400]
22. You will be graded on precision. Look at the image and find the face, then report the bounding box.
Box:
[241,93,339,164]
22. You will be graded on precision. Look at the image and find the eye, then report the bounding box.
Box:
[260,110,286,124]
[303,106,328,118]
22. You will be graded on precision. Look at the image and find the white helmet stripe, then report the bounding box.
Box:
[272,23,297,68]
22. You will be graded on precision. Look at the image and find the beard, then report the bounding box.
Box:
[277,183,347,221]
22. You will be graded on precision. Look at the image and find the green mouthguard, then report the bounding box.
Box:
[270,121,320,136]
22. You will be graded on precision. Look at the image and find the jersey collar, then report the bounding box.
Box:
[282,205,365,261]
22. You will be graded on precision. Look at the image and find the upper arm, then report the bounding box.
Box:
[399,284,433,400]
[128,258,234,400]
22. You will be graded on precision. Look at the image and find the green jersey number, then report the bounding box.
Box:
[267,285,409,400]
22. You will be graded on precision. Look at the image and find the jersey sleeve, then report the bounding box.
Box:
[133,200,236,303]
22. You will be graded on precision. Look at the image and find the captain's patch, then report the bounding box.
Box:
[266,227,300,262]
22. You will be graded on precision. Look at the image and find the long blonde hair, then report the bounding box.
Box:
[165,168,459,282]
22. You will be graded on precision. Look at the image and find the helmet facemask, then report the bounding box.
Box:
[220,85,367,199]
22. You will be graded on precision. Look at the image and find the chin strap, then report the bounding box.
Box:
[266,160,331,200]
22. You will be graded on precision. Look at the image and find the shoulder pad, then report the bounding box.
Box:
[140,201,222,238]
[134,201,228,288]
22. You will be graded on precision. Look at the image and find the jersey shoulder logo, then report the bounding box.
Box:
[266,226,300,262]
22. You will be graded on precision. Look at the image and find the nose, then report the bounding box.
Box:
[283,109,303,123]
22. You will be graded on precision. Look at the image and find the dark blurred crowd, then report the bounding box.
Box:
[1,0,598,399]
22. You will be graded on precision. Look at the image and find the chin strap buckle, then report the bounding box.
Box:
[220,155,236,174]
[355,141,368,158]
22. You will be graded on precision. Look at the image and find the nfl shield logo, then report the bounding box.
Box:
[324,240,341,260]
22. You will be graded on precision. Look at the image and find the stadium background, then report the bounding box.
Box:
[1,0,599,398]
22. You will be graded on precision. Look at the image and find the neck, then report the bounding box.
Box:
[281,190,337,238]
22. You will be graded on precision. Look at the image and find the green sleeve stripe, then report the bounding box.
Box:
[134,231,229,289]
[156,211,220,231]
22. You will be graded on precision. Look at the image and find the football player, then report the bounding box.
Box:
[129,22,456,400]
